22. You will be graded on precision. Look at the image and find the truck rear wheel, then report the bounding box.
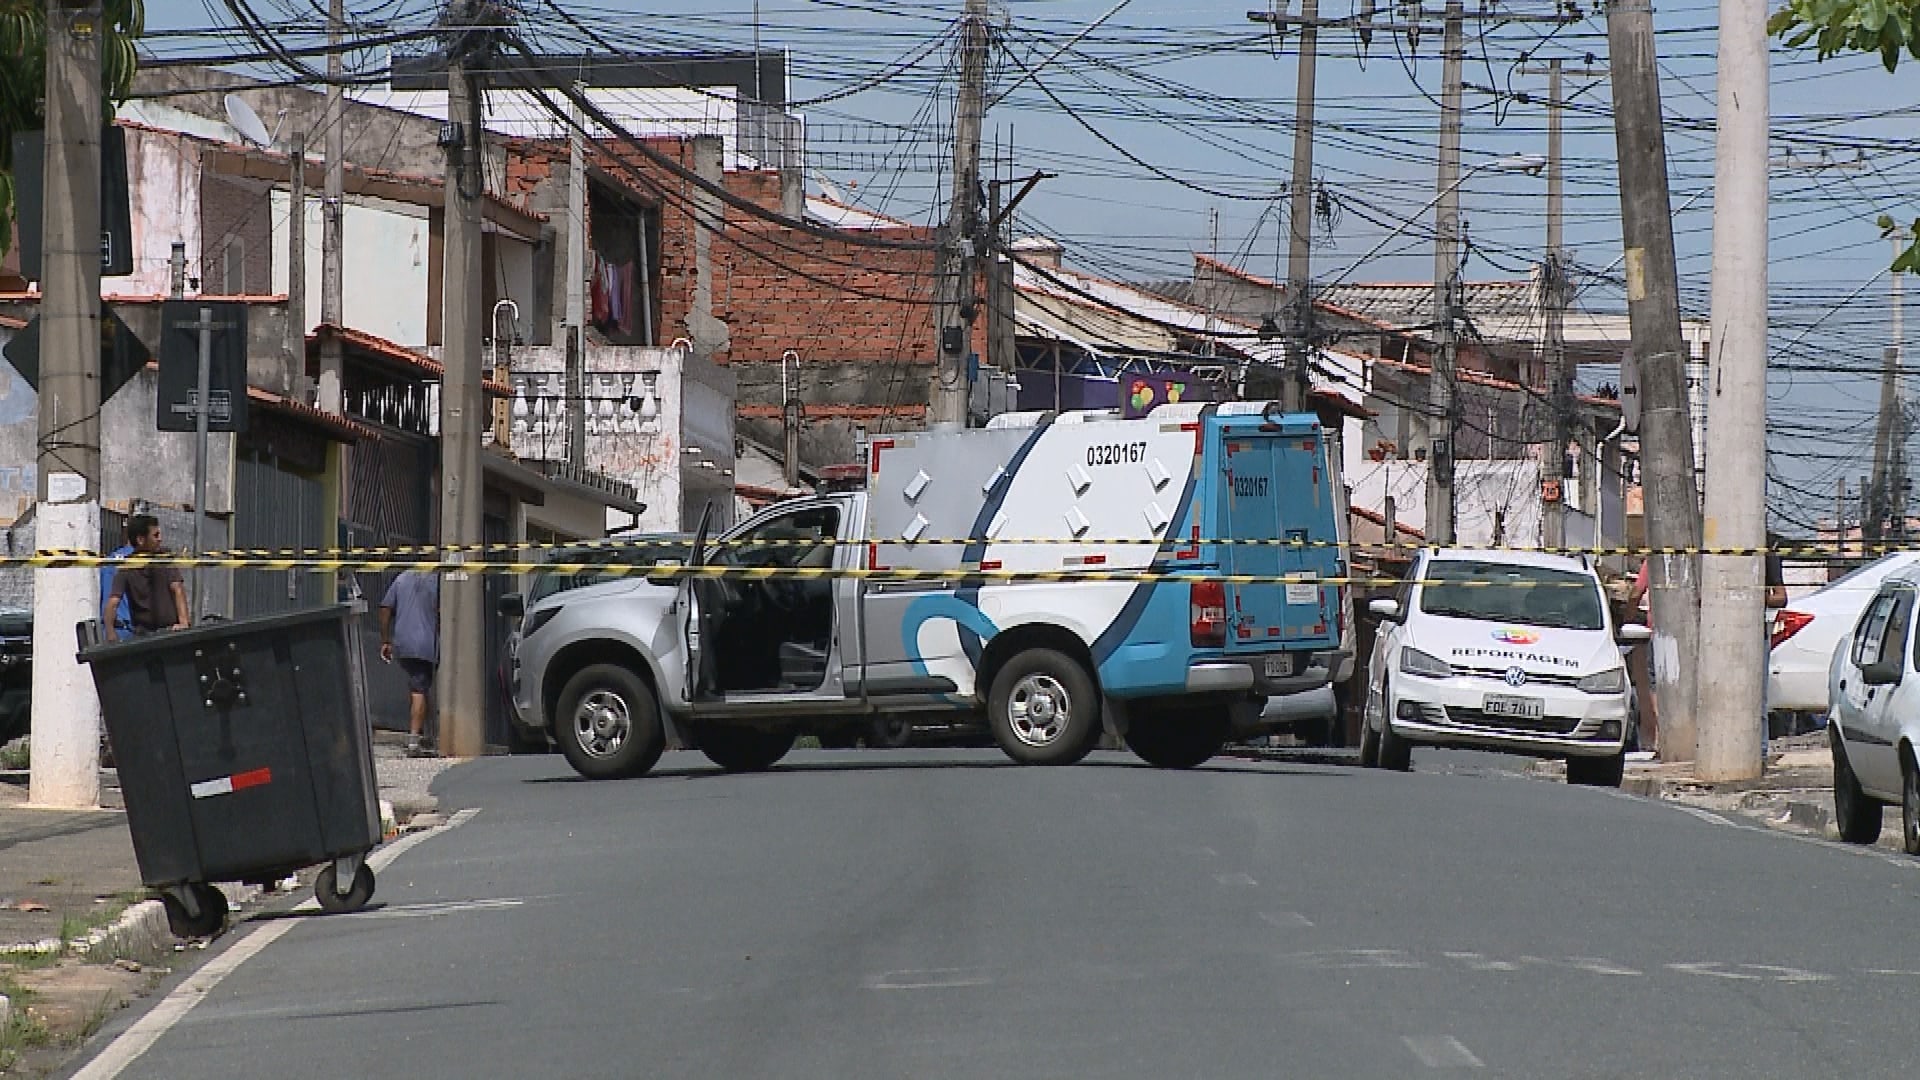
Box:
[988,648,1100,766]
[699,727,796,773]
[555,664,666,780]
[1128,706,1229,769]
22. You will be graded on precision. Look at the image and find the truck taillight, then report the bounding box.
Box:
[1191,580,1227,648]
[1770,610,1813,650]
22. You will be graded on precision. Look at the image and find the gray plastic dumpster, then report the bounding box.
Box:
[78,602,383,936]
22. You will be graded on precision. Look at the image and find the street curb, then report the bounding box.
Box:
[79,900,170,965]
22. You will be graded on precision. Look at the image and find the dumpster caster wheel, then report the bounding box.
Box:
[314,862,375,914]
[162,884,228,938]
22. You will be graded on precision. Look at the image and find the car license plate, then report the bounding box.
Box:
[1263,654,1295,678]
[1483,694,1545,720]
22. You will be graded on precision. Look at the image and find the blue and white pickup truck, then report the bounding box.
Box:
[507,401,1348,779]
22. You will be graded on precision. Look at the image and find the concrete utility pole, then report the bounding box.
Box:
[565,84,587,467]
[1426,0,1465,545]
[31,0,105,809]
[438,35,487,759]
[316,0,346,413]
[1281,0,1321,413]
[985,179,1017,375]
[931,0,988,428]
[1696,0,1769,781]
[1607,0,1704,763]
[287,130,307,369]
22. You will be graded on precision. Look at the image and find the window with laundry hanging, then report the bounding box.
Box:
[588,183,661,347]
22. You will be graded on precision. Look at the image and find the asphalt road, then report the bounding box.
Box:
[69,747,1920,1079]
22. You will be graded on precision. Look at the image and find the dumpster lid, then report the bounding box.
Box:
[77,601,368,664]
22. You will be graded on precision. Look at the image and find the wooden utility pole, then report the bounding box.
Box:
[30,0,106,808]
[1608,0,1704,762]
[317,0,346,412]
[286,130,307,368]
[438,23,488,759]
[1278,0,1322,412]
[1426,0,1465,546]
[931,0,988,428]
[1516,58,1606,549]
[565,84,587,467]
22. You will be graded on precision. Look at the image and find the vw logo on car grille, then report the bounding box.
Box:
[1503,667,1529,688]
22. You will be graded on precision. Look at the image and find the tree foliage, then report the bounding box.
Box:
[1771,0,1920,269]
[1769,0,1920,70]
[0,0,145,258]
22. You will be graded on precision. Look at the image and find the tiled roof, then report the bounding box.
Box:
[308,324,512,397]
[245,385,375,442]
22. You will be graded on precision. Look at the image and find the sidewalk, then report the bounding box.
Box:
[1534,731,1912,851]
[0,734,464,952]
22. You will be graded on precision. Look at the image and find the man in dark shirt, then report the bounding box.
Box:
[102,515,190,641]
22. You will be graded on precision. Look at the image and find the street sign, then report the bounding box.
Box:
[9,127,135,279]
[0,308,150,400]
[1619,347,1641,435]
[156,301,249,433]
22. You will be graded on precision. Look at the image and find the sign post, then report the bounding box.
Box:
[157,301,249,618]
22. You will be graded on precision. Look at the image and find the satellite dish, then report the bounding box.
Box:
[224,94,274,150]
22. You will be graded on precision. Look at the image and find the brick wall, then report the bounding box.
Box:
[498,134,942,435]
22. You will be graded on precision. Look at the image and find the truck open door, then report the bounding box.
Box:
[681,501,719,702]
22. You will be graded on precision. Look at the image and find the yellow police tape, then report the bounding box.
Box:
[24,538,1890,560]
[0,552,1702,589]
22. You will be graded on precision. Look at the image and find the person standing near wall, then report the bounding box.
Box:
[379,570,441,757]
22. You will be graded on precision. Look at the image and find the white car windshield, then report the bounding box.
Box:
[1418,560,1605,631]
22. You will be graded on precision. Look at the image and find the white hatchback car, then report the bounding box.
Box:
[1361,549,1650,786]
[1825,570,1920,855]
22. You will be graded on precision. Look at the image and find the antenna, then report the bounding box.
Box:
[223,93,274,149]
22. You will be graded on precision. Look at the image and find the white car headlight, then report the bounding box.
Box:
[1399,647,1453,679]
[1577,667,1626,695]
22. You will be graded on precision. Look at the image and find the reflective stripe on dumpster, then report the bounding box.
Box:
[188,767,273,800]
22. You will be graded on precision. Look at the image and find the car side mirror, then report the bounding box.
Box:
[644,560,687,588]
[1616,623,1652,645]
[1368,598,1404,622]
[498,593,524,620]
[1862,659,1904,687]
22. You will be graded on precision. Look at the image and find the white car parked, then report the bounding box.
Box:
[1361,549,1651,786]
[1771,552,1920,716]
[1825,570,1920,855]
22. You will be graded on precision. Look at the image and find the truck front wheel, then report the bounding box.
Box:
[555,664,666,780]
[988,649,1100,766]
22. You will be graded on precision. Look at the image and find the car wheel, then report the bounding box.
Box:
[1567,751,1625,788]
[1831,725,1884,846]
[1128,706,1229,769]
[988,648,1100,766]
[555,664,667,780]
[1359,690,1382,768]
[1903,747,1920,856]
[1377,718,1412,772]
[698,727,796,773]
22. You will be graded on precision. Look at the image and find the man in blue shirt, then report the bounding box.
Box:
[379,570,441,757]
[100,542,134,639]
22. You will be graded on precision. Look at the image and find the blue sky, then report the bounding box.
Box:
[136,0,1920,534]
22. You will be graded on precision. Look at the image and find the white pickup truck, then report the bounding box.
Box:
[505,402,1349,779]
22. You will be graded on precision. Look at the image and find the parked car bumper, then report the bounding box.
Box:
[1386,674,1629,759]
